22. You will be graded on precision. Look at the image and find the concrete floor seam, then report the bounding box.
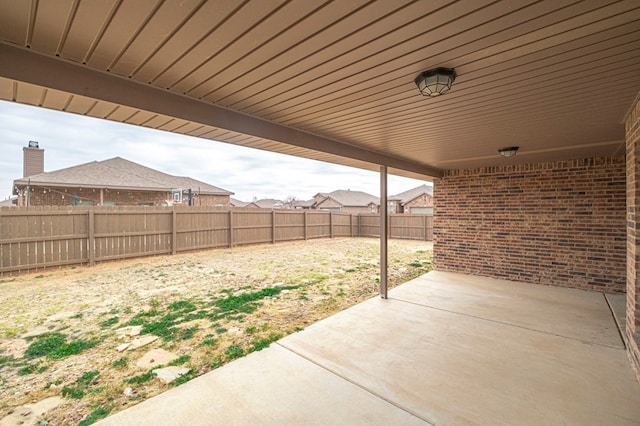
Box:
[274,341,435,426]
[390,297,625,351]
[603,292,627,349]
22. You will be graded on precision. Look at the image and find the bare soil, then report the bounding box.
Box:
[0,238,432,425]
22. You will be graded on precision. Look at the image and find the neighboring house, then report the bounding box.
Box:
[253,198,284,209]
[292,199,316,209]
[13,144,233,207]
[313,189,379,214]
[0,196,17,207]
[230,198,251,208]
[388,184,434,214]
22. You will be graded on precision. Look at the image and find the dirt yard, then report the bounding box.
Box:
[0,238,432,425]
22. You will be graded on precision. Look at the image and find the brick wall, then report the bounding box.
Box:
[402,194,433,213]
[20,186,230,207]
[434,157,626,293]
[626,95,640,381]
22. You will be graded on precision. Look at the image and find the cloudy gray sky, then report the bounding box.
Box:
[0,100,430,202]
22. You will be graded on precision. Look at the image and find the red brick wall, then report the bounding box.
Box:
[19,186,230,207]
[402,194,433,213]
[626,95,640,381]
[434,157,626,293]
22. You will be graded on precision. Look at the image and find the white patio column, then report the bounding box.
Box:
[380,165,388,299]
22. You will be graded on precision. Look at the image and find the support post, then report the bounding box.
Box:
[380,166,388,299]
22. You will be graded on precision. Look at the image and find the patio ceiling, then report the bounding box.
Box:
[0,0,639,180]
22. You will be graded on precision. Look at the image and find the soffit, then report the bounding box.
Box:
[0,0,638,179]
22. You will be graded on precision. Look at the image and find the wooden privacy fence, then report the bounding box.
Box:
[0,206,433,274]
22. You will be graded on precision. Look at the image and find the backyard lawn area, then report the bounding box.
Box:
[0,237,432,425]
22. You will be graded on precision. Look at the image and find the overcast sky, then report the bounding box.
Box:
[0,100,430,202]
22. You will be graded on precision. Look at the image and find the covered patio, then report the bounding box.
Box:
[97,271,640,425]
[1,1,640,423]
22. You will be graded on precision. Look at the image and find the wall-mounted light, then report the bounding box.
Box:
[414,67,457,97]
[498,146,519,157]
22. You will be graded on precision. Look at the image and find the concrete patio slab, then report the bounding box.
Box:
[97,272,640,425]
[390,271,624,349]
[98,343,426,426]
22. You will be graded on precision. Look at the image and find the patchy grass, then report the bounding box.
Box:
[24,333,98,360]
[249,333,283,353]
[225,345,244,360]
[78,405,112,426]
[125,369,157,385]
[0,238,433,425]
[99,316,119,328]
[61,370,100,400]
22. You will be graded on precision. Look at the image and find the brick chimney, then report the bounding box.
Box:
[23,141,44,177]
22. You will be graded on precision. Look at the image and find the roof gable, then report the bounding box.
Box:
[318,189,379,207]
[391,184,433,205]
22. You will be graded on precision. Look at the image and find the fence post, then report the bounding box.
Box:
[423,214,427,241]
[229,210,234,248]
[171,208,177,255]
[330,212,333,238]
[350,214,353,237]
[304,210,307,240]
[272,210,276,244]
[88,209,95,266]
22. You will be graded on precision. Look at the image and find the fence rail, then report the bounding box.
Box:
[0,206,433,274]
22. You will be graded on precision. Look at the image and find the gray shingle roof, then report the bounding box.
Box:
[316,189,379,207]
[13,157,233,195]
[390,184,433,205]
[253,199,283,208]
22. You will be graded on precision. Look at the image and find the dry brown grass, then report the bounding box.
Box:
[0,238,432,425]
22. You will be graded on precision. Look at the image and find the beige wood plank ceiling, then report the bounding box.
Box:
[0,0,639,179]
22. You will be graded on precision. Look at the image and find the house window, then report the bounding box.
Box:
[388,201,395,214]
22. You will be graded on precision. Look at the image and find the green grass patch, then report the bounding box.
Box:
[168,355,191,366]
[210,357,224,369]
[249,333,282,353]
[125,369,157,385]
[61,370,100,400]
[213,285,299,315]
[225,345,244,360]
[18,364,38,375]
[170,370,195,387]
[112,357,128,369]
[140,320,179,341]
[99,316,119,328]
[24,333,98,360]
[180,327,198,341]
[78,405,112,426]
[61,385,85,399]
[0,355,14,369]
[215,327,227,334]
[168,300,197,313]
[201,337,217,346]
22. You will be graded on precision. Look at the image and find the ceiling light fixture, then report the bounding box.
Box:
[414,67,457,97]
[498,146,519,157]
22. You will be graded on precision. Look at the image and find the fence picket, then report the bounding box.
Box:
[0,206,432,274]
